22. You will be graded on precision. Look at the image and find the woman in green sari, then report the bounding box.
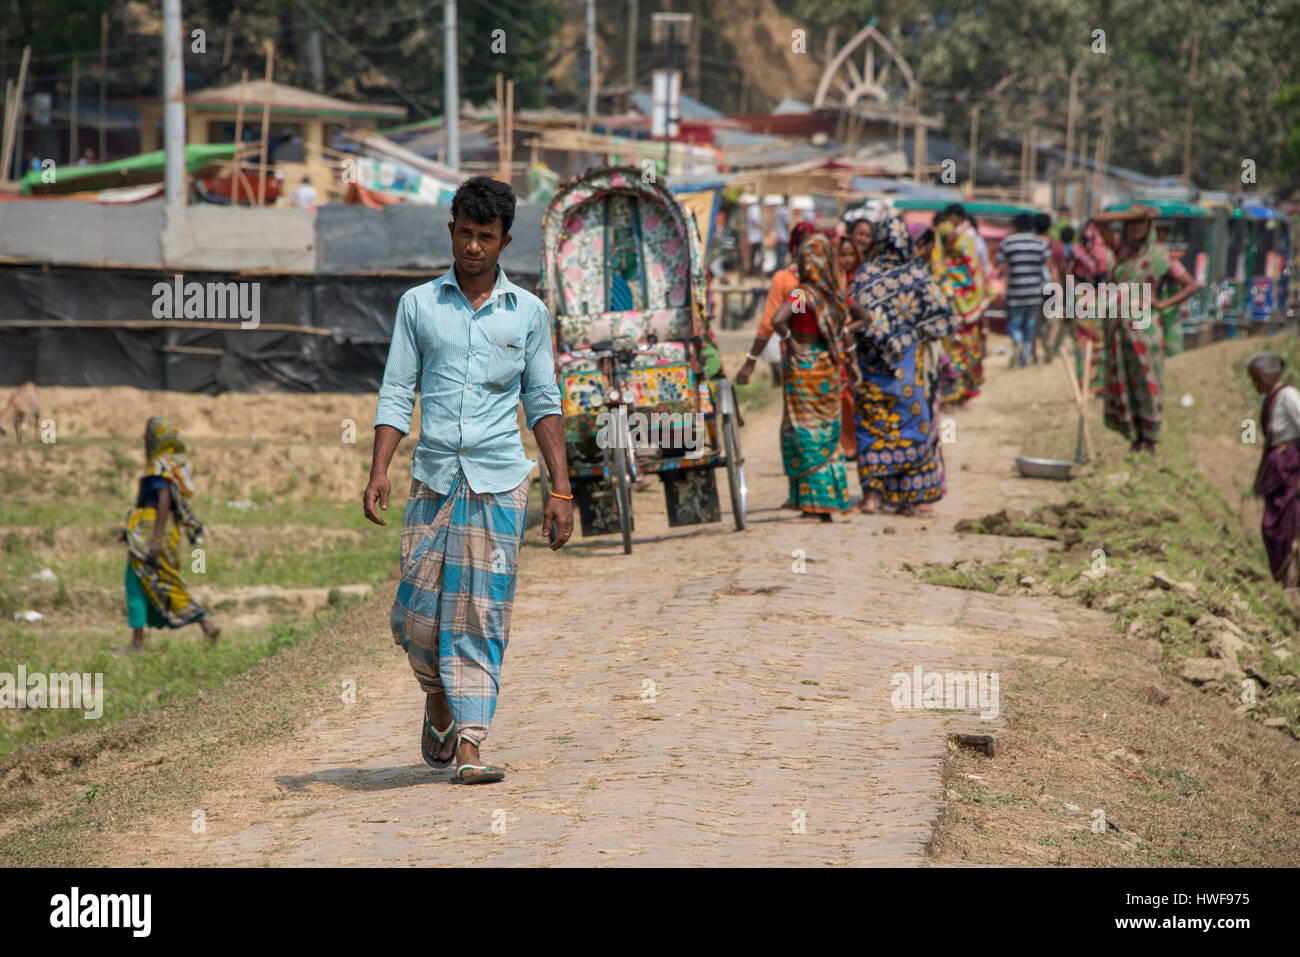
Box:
[1090,206,1199,453]
[768,234,862,520]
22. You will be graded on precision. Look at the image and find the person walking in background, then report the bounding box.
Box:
[849,218,959,516]
[743,195,763,275]
[1090,204,1199,455]
[123,418,220,653]
[1035,212,1068,361]
[931,211,991,405]
[774,196,791,270]
[1249,352,1300,599]
[364,176,573,785]
[834,234,864,466]
[1068,221,1113,394]
[996,213,1057,368]
[1155,224,1188,357]
[965,210,991,279]
[844,208,876,266]
[736,220,817,392]
[767,234,859,521]
[914,227,935,263]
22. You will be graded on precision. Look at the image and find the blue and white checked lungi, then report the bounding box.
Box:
[391,470,530,746]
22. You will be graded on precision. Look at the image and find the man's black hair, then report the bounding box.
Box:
[943,203,967,221]
[451,175,516,235]
[1034,212,1052,234]
[1060,226,1076,243]
[1013,212,1034,232]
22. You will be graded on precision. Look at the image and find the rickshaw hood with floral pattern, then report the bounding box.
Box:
[538,166,710,343]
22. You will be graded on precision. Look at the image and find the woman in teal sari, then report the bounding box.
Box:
[768,234,861,520]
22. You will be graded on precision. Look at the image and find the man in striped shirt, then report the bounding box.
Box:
[995,214,1060,368]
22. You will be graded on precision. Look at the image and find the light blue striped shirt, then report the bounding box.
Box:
[373,266,562,495]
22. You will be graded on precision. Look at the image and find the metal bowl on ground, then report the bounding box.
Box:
[1014,456,1076,480]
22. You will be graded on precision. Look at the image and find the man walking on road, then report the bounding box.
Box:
[996,213,1058,368]
[363,176,574,785]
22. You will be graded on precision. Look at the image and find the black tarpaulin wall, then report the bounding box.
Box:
[0,200,546,393]
[0,266,540,393]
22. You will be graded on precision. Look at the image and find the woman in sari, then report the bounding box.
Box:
[124,417,220,652]
[931,215,991,406]
[1249,352,1300,597]
[835,234,864,463]
[851,217,960,515]
[767,234,861,520]
[1090,205,1199,453]
[736,220,819,390]
[1068,221,1113,395]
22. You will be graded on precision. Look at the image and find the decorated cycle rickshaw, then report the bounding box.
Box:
[537,166,746,553]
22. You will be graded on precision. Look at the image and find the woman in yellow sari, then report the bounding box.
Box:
[931,214,992,405]
[124,418,220,652]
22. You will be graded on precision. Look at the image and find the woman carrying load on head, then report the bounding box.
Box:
[123,417,220,653]
[1089,204,1199,454]
[849,217,961,516]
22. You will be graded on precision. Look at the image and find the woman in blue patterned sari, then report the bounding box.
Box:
[849,218,960,516]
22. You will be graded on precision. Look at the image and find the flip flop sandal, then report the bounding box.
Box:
[456,764,506,785]
[421,710,457,770]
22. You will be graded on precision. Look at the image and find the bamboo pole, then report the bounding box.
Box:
[495,72,505,182]
[98,13,107,161]
[1064,63,1079,170]
[69,58,79,165]
[257,41,274,207]
[506,77,514,184]
[231,69,248,202]
[1,80,13,183]
[1,46,31,183]
[1080,338,1095,461]
[1181,30,1200,182]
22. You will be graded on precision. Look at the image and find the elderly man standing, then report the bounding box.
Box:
[363,176,573,785]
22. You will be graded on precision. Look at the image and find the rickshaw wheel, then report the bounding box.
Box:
[720,380,747,531]
[613,405,634,554]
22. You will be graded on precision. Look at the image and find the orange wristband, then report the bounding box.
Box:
[549,490,574,500]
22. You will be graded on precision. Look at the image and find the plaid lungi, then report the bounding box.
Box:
[391,470,530,747]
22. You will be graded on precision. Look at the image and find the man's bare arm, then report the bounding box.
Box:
[363,424,405,525]
[531,414,574,550]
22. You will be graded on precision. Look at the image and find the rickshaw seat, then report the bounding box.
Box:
[555,306,694,351]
